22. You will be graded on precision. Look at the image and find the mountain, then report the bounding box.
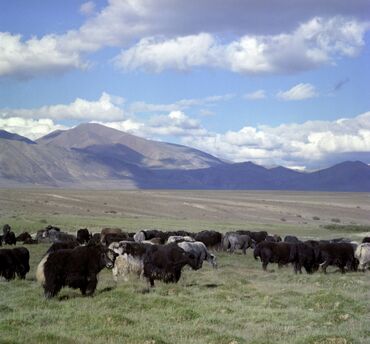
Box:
[0,130,35,144]
[1,124,370,191]
[37,123,224,170]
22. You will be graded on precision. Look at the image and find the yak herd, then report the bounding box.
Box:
[1,224,370,299]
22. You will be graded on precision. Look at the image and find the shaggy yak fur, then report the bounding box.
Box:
[36,244,117,298]
[0,247,30,280]
[143,243,199,287]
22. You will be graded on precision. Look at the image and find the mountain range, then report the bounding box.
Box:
[1,123,369,191]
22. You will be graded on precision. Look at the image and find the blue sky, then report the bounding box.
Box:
[0,0,369,169]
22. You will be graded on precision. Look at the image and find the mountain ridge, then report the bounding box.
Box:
[1,124,370,191]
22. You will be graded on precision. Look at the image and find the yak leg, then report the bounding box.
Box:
[85,275,98,296]
[320,260,329,274]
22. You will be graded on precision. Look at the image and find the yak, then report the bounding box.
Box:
[36,244,117,298]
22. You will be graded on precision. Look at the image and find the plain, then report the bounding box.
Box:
[0,189,369,344]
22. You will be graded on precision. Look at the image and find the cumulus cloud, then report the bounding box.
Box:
[183,111,370,169]
[277,83,317,101]
[115,17,369,74]
[2,0,369,78]
[244,90,266,100]
[0,93,125,121]
[99,111,208,139]
[0,117,66,140]
[0,32,86,78]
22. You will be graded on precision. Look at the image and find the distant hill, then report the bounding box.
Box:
[36,123,224,170]
[1,123,370,191]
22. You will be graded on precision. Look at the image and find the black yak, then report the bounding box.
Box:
[36,244,117,298]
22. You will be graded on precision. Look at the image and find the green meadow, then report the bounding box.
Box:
[0,189,369,344]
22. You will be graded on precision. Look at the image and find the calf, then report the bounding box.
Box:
[36,244,117,298]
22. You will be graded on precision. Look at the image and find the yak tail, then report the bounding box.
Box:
[36,254,49,286]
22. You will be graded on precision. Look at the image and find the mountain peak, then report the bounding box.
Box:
[36,122,223,170]
[0,129,35,144]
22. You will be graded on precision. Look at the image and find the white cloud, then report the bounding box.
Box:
[184,111,370,169]
[95,110,208,139]
[277,83,317,101]
[0,93,125,121]
[115,17,369,74]
[1,0,369,79]
[80,1,96,16]
[244,90,266,100]
[0,117,66,140]
[114,33,219,72]
[0,32,86,78]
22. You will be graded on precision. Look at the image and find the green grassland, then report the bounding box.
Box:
[0,189,369,344]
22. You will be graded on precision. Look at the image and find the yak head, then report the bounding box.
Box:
[97,245,118,269]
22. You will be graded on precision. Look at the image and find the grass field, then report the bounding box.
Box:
[0,189,369,344]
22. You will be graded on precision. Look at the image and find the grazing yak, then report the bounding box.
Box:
[103,233,132,246]
[134,230,193,244]
[223,232,252,254]
[236,230,268,245]
[109,241,152,282]
[77,228,91,244]
[2,225,16,246]
[16,232,32,243]
[265,234,282,242]
[318,242,357,273]
[177,241,217,269]
[289,242,319,274]
[284,235,301,243]
[254,241,295,271]
[3,231,16,245]
[355,243,370,271]
[0,247,30,280]
[89,233,101,245]
[194,230,222,249]
[36,244,117,298]
[143,243,199,287]
[100,228,123,244]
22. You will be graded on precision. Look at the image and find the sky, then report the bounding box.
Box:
[0,0,370,170]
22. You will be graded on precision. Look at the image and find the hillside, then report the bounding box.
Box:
[1,125,370,191]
